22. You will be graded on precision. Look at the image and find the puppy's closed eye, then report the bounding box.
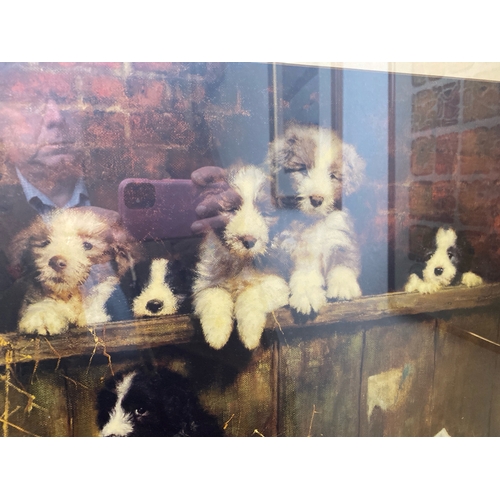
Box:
[33,239,51,248]
[284,163,307,174]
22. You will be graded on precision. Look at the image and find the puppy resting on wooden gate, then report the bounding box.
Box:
[193,165,290,350]
[266,123,366,316]
[8,207,141,335]
[404,226,483,294]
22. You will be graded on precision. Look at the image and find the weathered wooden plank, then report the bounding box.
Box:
[0,315,198,367]
[1,284,499,367]
[277,324,364,437]
[272,283,500,329]
[431,308,500,437]
[1,285,499,437]
[488,346,500,436]
[359,317,436,437]
[196,340,278,437]
[2,359,72,437]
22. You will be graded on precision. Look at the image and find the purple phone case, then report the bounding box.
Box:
[118,178,200,241]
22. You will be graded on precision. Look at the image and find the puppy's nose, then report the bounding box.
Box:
[49,256,67,271]
[434,267,444,276]
[146,299,163,314]
[242,236,257,249]
[309,195,324,207]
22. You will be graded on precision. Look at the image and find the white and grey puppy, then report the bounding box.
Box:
[266,123,366,315]
[193,165,289,350]
[404,227,483,294]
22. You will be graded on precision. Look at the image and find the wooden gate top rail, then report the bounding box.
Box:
[1,283,499,366]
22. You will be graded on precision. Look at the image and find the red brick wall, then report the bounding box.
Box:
[0,62,231,210]
[407,76,500,281]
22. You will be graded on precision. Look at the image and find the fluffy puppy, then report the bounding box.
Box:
[266,123,366,315]
[97,366,223,437]
[192,165,289,350]
[8,208,141,335]
[404,227,483,294]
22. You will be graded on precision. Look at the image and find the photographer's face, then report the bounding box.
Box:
[0,99,82,173]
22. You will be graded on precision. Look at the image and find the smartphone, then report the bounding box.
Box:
[118,178,200,241]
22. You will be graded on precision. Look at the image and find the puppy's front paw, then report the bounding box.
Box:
[418,281,443,294]
[289,270,326,315]
[461,272,483,288]
[236,311,267,350]
[326,266,361,301]
[289,286,327,315]
[406,278,442,294]
[194,288,234,350]
[404,273,422,293]
[19,301,71,335]
[202,318,233,350]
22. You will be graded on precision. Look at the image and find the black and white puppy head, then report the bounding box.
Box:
[405,227,483,293]
[267,124,366,217]
[131,259,178,317]
[97,367,223,437]
[420,227,458,287]
[221,165,278,258]
[415,227,477,288]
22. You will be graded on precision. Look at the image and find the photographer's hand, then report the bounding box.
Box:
[190,166,241,234]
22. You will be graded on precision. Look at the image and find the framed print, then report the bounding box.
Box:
[0,62,499,437]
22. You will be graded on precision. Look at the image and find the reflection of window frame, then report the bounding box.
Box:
[268,63,344,207]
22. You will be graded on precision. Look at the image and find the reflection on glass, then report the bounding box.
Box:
[0,62,498,336]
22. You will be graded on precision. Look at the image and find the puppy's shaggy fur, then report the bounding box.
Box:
[404,227,483,294]
[8,208,141,335]
[266,123,366,315]
[193,165,289,350]
[97,366,223,437]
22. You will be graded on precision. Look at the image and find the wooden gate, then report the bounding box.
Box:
[1,284,499,437]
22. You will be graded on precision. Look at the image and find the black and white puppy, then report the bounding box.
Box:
[404,227,483,294]
[96,366,223,437]
[121,258,194,318]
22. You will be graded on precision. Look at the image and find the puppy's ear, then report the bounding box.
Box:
[342,143,366,196]
[408,227,437,263]
[108,222,144,278]
[455,231,475,273]
[7,217,46,278]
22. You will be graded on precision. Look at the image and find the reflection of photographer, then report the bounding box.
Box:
[0,98,139,329]
[0,93,239,331]
[0,98,91,291]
